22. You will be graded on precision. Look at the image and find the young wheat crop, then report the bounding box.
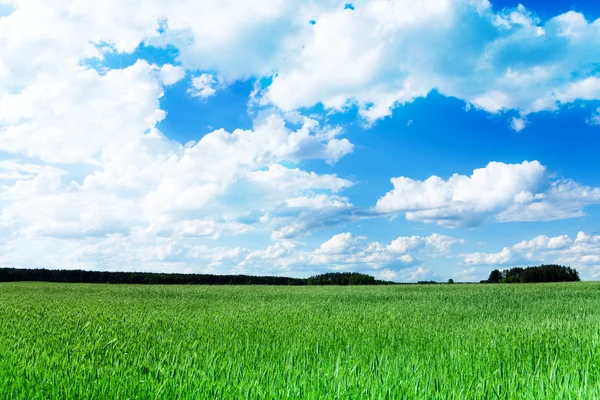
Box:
[0,282,598,399]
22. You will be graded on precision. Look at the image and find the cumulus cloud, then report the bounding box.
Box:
[248,164,352,193]
[0,111,354,240]
[588,108,600,125]
[261,3,600,123]
[376,267,442,283]
[159,64,185,86]
[0,161,51,180]
[316,232,365,254]
[387,233,464,255]
[307,232,463,272]
[464,247,516,266]
[268,195,361,240]
[199,231,461,278]
[189,73,218,99]
[375,161,600,227]
[2,1,600,126]
[510,117,527,132]
[464,231,600,279]
[0,61,358,268]
[240,240,300,272]
[0,61,167,163]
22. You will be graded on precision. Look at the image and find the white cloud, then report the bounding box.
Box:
[510,117,527,132]
[375,161,600,227]
[451,267,479,282]
[316,232,364,254]
[513,234,573,251]
[588,107,600,126]
[285,194,351,210]
[376,267,441,283]
[268,195,359,241]
[244,240,299,264]
[159,64,185,86]
[555,77,600,103]
[464,247,515,266]
[308,232,462,271]
[248,164,352,193]
[387,233,464,255]
[189,73,218,99]
[203,231,464,278]
[0,61,166,163]
[259,4,600,124]
[0,160,51,180]
[496,179,600,222]
[464,231,600,280]
[2,1,599,127]
[0,109,355,243]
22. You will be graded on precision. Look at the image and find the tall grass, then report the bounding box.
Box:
[1,282,599,399]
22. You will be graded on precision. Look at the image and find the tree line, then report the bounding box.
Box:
[306,272,379,285]
[0,265,581,285]
[0,268,385,286]
[484,265,580,284]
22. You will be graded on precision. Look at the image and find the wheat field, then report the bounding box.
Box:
[1,282,599,399]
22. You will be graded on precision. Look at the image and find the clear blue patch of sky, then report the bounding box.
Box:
[158,79,254,143]
[492,0,600,20]
[83,43,180,73]
[0,4,12,17]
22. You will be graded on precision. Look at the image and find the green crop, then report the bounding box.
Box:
[1,282,599,399]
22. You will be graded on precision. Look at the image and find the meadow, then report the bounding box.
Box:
[1,282,599,399]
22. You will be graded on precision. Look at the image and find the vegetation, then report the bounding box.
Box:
[306,272,376,285]
[0,268,383,286]
[1,282,598,399]
[486,265,580,284]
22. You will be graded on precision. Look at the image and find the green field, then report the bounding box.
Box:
[1,282,600,399]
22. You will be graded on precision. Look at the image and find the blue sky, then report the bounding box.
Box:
[0,0,600,281]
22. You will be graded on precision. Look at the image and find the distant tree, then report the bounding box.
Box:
[447,279,454,284]
[488,269,501,283]
[520,264,580,283]
[486,265,580,284]
[0,268,395,286]
[0,268,307,286]
[306,272,376,286]
[501,267,524,283]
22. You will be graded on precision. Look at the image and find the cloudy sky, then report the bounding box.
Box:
[1,0,599,282]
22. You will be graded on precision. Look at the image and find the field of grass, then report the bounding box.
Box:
[1,282,600,399]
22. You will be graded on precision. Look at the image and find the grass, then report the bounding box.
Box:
[1,282,599,399]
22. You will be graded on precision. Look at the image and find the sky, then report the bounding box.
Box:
[1,0,600,282]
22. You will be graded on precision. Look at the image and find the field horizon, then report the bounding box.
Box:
[0,265,583,286]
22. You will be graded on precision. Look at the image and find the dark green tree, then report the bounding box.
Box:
[486,265,580,284]
[488,269,502,283]
[0,268,388,286]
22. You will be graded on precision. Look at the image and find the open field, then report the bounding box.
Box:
[1,282,600,399]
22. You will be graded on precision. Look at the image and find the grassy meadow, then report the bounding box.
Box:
[1,282,599,399]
